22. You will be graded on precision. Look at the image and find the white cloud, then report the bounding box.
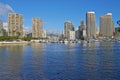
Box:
[0,2,14,16]
[5,4,14,13]
[0,2,15,22]
[0,2,15,31]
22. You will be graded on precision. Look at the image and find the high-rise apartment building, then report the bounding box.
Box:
[32,18,43,38]
[8,13,23,37]
[100,13,114,37]
[86,12,96,39]
[79,21,85,29]
[64,21,74,39]
[0,20,3,36]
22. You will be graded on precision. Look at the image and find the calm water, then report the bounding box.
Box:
[0,42,120,80]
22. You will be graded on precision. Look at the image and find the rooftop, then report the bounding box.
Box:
[106,13,112,15]
[87,11,95,14]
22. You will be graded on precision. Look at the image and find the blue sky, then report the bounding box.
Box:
[0,0,120,33]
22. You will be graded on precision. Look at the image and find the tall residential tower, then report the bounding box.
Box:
[8,13,23,37]
[100,13,114,37]
[32,18,43,38]
[86,12,96,39]
[64,21,74,39]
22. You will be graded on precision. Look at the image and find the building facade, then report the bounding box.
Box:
[68,30,75,40]
[0,20,3,36]
[42,30,46,38]
[100,13,114,37]
[32,18,43,38]
[64,21,74,39]
[86,12,96,39]
[8,13,23,37]
[78,21,86,39]
[75,28,79,40]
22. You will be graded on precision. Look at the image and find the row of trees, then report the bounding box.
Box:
[0,28,28,41]
[0,36,19,41]
[0,36,38,41]
[0,36,49,41]
[0,28,49,41]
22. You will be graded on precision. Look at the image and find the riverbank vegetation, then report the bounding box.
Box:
[0,36,49,41]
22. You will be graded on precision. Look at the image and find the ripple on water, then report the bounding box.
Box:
[0,42,120,80]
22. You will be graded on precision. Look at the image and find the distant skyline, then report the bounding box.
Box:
[0,0,120,33]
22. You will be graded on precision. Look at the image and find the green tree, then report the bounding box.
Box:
[16,31,21,38]
[118,28,120,32]
[1,28,6,36]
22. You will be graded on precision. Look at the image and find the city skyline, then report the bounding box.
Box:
[0,0,120,33]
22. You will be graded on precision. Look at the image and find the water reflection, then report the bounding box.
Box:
[65,43,75,47]
[99,42,116,80]
[0,42,120,80]
[0,44,25,80]
[21,43,48,80]
[63,48,79,80]
[80,42,99,80]
[31,43,44,53]
[31,43,47,80]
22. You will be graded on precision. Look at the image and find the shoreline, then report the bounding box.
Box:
[0,41,31,44]
[0,40,119,44]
